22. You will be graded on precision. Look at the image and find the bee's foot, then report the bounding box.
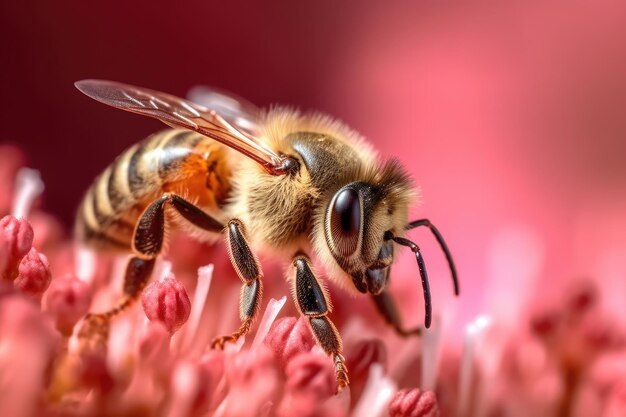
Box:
[334,353,350,393]
[211,334,239,350]
[83,313,110,328]
[336,376,349,394]
[211,319,252,350]
[77,313,111,355]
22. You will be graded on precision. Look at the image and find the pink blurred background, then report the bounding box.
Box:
[2,1,626,327]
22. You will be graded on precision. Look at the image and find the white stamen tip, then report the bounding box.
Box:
[75,245,97,284]
[458,314,492,416]
[166,361,199,417]
[251,296,287,349]
[12,168,44,218]
[467,315,491,335]
[178,264,213,354]
[155,260,173,281]
[421,315,442,391]
[353,363,397,417]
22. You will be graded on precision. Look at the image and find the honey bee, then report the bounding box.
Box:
[75,80,459,390]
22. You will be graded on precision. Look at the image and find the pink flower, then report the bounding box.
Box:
[0,289,61,417]
[572,351,626,417]
[14,247,51,298]
[346,338,387,404]
[5,35,626,413]
[603,383,626,417]
[265,316,316,368]
[168,358,218,416]
[43,274,92,335]
[0,215,34,281]
[142,273,191,333]
[277,351,338,417]
[217,347,280,417]
[389,389,440,417]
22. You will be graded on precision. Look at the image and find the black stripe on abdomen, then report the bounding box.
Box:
[158,131,203,178]
[127,143,149,196]
[107,144,138,212]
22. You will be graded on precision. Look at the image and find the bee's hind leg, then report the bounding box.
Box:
[292,255,349,392]
[84,194,223,324]
[80,256,156,351]
[211,219,263,349]
[372,290,421,337]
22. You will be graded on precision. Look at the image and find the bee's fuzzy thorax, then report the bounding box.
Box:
[260,107,378,167]
[226,108,383,254]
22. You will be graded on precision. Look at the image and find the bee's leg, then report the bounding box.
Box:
[85,257,156,321]
[86,194,223,322]
[372,290,421,337]
[292,255,349,391]
[211,219,263,349]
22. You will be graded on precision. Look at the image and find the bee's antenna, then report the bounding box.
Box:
[384,231,432,328]
[406,219,459,296]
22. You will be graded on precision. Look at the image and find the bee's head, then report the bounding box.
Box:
[321,161,415,295]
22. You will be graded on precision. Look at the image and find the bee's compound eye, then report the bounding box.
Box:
[329,187,362,257]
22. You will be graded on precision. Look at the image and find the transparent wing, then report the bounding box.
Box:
[187,85,260,137]
[75,79,288,175]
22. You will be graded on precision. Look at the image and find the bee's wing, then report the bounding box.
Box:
[187,85,260,137]
[75,79,288,175]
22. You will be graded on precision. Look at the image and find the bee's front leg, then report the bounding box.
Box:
[372,290,421,337]
[292,255,349,391]
[211,219,263,349]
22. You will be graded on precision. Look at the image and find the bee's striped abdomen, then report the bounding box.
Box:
[76,129,231,250]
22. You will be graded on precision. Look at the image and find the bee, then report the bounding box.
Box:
[74,80,459,390]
